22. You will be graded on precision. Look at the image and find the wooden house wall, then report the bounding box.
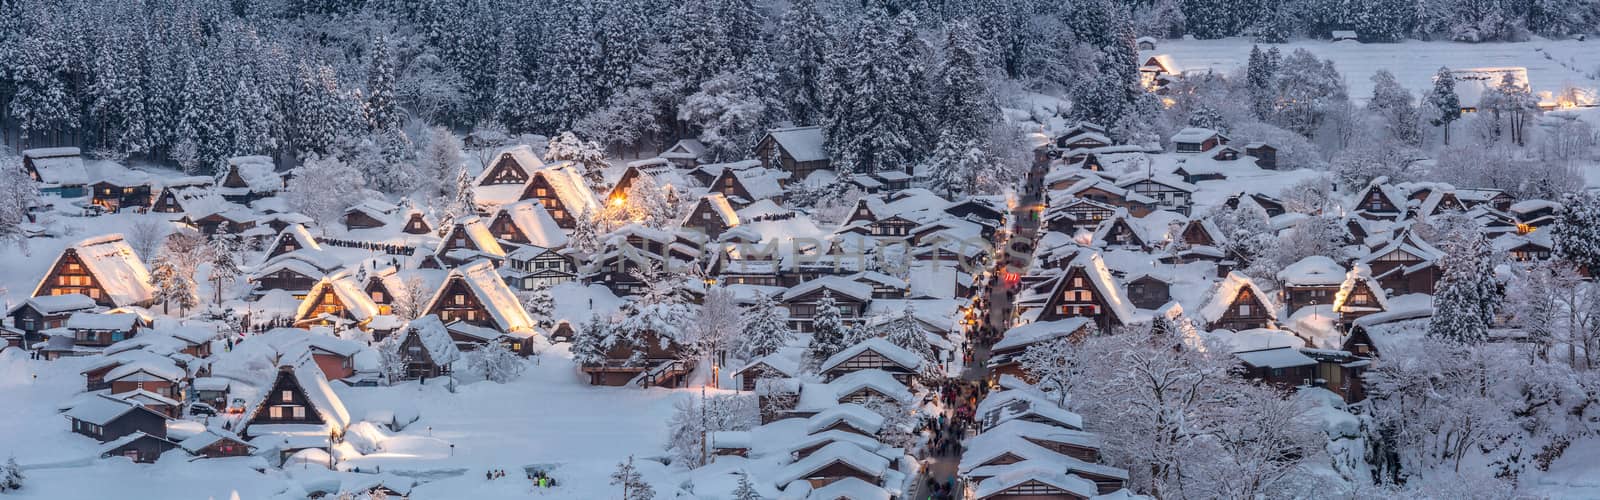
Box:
[519,174,578,228]
[1211,289,1272,330]
[246,370,326,429]
[36,250,122,307]
[427,278,495,328]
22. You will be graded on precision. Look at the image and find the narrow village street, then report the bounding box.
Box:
[911,151,1050,499]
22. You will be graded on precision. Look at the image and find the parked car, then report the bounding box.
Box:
[190,402,218,416]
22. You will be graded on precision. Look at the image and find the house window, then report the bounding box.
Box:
[293,406,306,419]
[371,291,385,302]
[270,407,283,419]
[1238,304,1251,316]
[454,294,466,305]
[536,188,549,197]
[281,390,293,402]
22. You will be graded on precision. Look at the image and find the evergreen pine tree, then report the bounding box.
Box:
[880,307,939,376]
[775,0,831,125]
[0,457,21,492]
[806,291,848,367]
[1551,192,1600,273]
[1246,45,1278,120]
[573,314,613,366]
[366,34,399,132]
[741,294,795,359]
[1424,66,1462,145]
[521,283,556,330]
[1426,216,1499,345]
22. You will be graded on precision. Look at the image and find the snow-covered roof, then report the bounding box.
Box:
[1171,127,1224,144]
[1332,263,1390,313]
[774,440,889,487]
[1450,67,1533,108]
[783,276,874,303]
[961,427,1126,480]
[225,156,282,193]
[732,167,787,201]
[659,138,706,159]
[14,294,98,315]
[33,235,155,307]
[105,359,186,382]
[535,162,601,216]
[976,388,1085,431]
[1277,256,1346,287]
[179,429,253,454]
[24,147,88,185]
[802,477,890,500]
[1199,272,1278,323]
[436,216,506,258]
[66,312,139,331]
[765,126,828,163]
[65,394,166,426]
[972,462,1098,499]
[426,260,536,333]
[827,369,914,404]
[694,193,741,228]
[499,200,569,249]
[1233,346,1317,369]
[819,338,921,373]
[1067,252,1136,322]
[992,317,1094,353]
[401,315,461,365]
[295,275,381,323]
[475,144,545,185]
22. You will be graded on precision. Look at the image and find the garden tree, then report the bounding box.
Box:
[619,174,676,228]
[879,307,939,376]
[775,0,831,125]
[739,293,794,359]
[1367,70,1421,145]
[863,395,920,448]
[1018,334,1089,407]
[1426,213,1499,345]
[665,394,758,467]
[544,132,610,191]
[468,341,526,383]
[731,472,760,500]
[805,291,848,368]
[1329,140,1422,190]
[824,9,928,175]
[1208,198,1275,265]
[1478,73,1538,146]
[1424,67,1462,145]
[1539,113,1597,163]
[572,313,615,366]
[365,34,400,132]
[683,286,744,369]
[615,265,694,365]
[418,126,464,202]
[1270,214,1348,268]
[125,219,169,262]
[610,456,655,500]
[520,284,556,330]
[1246,46,1280,120]
[0,166,41,254]
[391,276,430,320]
[285,154,367,234]
[1551,192,1600,274]
[149,255,199,316]
[567,209,606,254]
[842,321,875,346]
[207,234,242,306]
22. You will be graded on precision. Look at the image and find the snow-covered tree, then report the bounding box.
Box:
[365,34,400,133]
[520,284,556,330]
[610,456,655,500]
[824,9,929,174]
[679,66,783,163]
[0,165,41,254]
[731,472,760,500]
[1478,72,1538,146]
[0,457,22,492]
[447,165,477,219]
[148,256,198,316]
[1018,336,1085,407]
[573,313,615,366]
[1278,177,1334,215]
[391,277,430,321]
[878,307,939,377]
[1245,45,1280,120]
[468,340,525,383]
[1427,214,1499,345]
[1551,192,1600,274]
[665,393,758,467]
[1270,49,1348,138]
[684,286,743,368]
[1423,67,1462,145]
[418,126,464,202]
[544,132,609,191]
[208,234,242,305]
[618,174,675,228]
[774,0,831,126]
[805,291,847,368]
[286,154,367,233]
[1368,70,1421,146]
[739,294,793,359]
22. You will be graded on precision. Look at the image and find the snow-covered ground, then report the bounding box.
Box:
[0,345,696,499]
[1144,37,1600,105]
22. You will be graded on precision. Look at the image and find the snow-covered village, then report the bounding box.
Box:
[2,0,1600,498]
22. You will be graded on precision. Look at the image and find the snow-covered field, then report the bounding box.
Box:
[0,345,693,499]
[1145,37,1600,104]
